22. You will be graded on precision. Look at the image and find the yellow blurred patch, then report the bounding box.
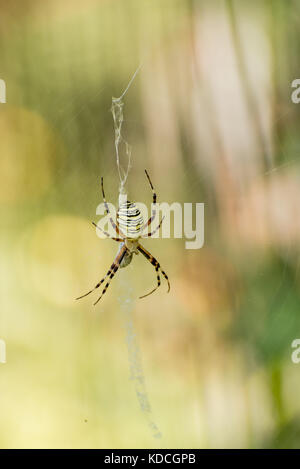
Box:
[24,215,115,307]
[0,106,65,203]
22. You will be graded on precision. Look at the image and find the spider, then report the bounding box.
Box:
[76,170,170,305]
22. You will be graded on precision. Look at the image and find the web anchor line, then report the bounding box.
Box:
[111,64,142,196]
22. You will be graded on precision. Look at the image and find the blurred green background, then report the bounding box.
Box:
[0,0,300,449]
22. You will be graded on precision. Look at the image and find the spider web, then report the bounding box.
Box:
[111,66,162,439]
[111,64,141,196]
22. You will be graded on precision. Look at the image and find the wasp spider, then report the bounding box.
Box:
[76,170,170,305]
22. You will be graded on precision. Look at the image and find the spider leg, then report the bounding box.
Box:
[101,177,125,237]
[140,169,157,234]
[137,244,170,298]
[93,244,128,305]
[139,264,161,299]
[141,216,164,238]
[92,222,123,242]
[76,244,127,301]
[144,169,157,204]
[76,272,110,300]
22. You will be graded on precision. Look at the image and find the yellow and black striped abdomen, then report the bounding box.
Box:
[117,201,144,238]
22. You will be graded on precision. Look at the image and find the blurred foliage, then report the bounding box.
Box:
[0,0,300,449]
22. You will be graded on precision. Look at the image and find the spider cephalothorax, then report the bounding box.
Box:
[76,170,170,305]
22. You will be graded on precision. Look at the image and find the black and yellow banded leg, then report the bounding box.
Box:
[92,222,123,242]
[142,216,164,238]
[141,169,157,234]
[93,244,128,305]
[137,244,170,297]
[139,264,161,299]
[144,169,157,204]
[76,245,127,302]
[101,177,125,237]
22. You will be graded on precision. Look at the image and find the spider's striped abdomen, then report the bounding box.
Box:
[117,201,144,238]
